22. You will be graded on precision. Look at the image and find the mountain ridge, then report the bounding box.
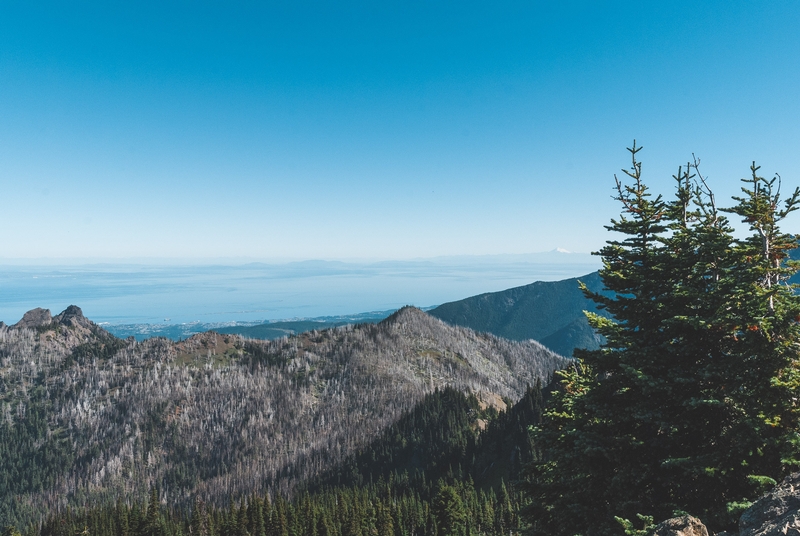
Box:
[0,304,567,528]
[429,271,608,356]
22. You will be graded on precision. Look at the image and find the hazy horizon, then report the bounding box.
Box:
[0,253,601,326]
[0,248,597,266]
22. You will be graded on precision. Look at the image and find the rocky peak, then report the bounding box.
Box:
[53,305,93,329]
[11,306,95,331]
[12,307,53,329]
[381,305,435,326]
[383,305,417,320]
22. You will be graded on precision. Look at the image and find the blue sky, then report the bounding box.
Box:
[2,1,799,261]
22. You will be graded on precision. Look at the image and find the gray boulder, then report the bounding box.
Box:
[650,515,709,536]
[740,472,800,536]
[12,307,52,329]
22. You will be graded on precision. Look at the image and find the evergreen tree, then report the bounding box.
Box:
[433,485,465,536]
[116,500,130,536]
[314,514,333,536]
[342,510,362,536]
[189,498,208,536]
[142,488,163,536]
[496,481,514,535]
[236,499,249,536]
[375,503,394,536]
[252,497,266,536]
[4,526,23,536]
[269,499,288,536]
[129,502,144,536]
[523,145,800,535]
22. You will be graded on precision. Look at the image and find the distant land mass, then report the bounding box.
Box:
[108,271,611,357]
[214,314,390,340]
[429,271,609,357]
[105,310,403,341]
[0,251,601,326]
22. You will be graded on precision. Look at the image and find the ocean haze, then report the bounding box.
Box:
[0,252,599,326]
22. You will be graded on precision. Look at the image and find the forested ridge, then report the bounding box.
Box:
[429,271,609,357]
[8,385,546,536]
[0,305,566,531]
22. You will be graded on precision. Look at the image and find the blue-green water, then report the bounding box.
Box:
[0,255,600,326]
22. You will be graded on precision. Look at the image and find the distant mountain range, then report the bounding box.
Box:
[429,271,608,357]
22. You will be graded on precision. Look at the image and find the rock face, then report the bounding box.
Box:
[650,515,709,536]
[12,307,53,329]
[53,305,92,329]
[8,306,98,353]
[739,472,800,536]
[11,306,92,331]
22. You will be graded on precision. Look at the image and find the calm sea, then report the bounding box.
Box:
[0,256,600,326]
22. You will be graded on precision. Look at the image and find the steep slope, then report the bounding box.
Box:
[429,271,607,356]
[313,382,547,493]
[0,305,567,527]
[31,385,549,536]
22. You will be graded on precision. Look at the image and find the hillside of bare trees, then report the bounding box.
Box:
[0,305,568,527]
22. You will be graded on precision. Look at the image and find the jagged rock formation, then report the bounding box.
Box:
[0,305,568,526]
[52,305,92,329]
[739,472,800,536]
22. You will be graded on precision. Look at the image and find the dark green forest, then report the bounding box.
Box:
[523,148,800,535]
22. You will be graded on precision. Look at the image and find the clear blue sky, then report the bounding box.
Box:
[2,1,799,260]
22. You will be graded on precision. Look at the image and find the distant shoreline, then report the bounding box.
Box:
[0,256,601,327]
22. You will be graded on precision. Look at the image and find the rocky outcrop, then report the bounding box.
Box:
[12,307,53,329]
[8,306,99,353]
[650,515,709,536]
[596,471,800,536]
[53,305,92,329]
[739,472,800,536]
[12,305,93,331]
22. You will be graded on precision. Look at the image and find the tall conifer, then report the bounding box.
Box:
[523,145,800,535]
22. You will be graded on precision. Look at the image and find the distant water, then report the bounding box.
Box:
[0,254,600,326]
